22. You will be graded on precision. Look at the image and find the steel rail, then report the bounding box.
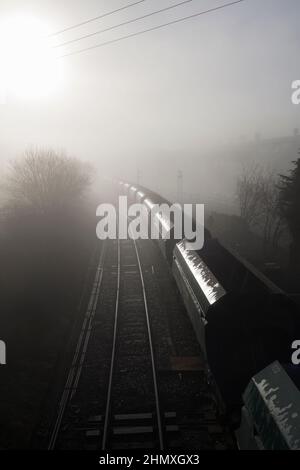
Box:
[131,236,164,451]
[101,232,164,450]
[101,237,120,450]
[48,241,106,449]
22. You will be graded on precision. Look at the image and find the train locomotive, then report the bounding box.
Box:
[117,181,300,449]
[119,181,180,262]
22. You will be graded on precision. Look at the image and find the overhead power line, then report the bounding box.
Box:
[54,0,193,48]
[58,0,246,59]
[49,0,148,36]
[54,0,193,47]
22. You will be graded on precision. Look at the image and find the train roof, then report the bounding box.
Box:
[176,237,282,297]
[119,182,211,241]
[243,361,300,450]
[136,189,146,199]
[144,197,156,211]
[175,239,226,306]
[153,209,174,235]
[135,185,171,206]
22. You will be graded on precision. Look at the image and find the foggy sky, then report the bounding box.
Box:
[0,0,300,201]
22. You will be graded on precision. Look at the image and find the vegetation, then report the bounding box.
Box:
[220,155,300,290]
[5,148,92,213]
[236,164,284,258]
[0,148,96,449]
[279,157,300,276]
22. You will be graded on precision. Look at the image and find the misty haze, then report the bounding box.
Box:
[0,0,300,455]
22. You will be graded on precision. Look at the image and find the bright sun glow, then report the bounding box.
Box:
[0,15,63,101]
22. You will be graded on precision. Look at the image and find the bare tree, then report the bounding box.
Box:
[260,172,285,254]
[279,157,300,272]
[237,164,285,256]
[236,164,265,227]
[5,148,92,213]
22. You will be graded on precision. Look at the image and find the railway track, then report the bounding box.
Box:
[46,223,233,450]
[48,233,166,450]
[48,242,107,449]
[101,234,164,450]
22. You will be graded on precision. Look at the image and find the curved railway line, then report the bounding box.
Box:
[44,219,233,450]
[30,182,300,451]
[48,235,166,450]
[48,242,107,449]
[101,234,164,450]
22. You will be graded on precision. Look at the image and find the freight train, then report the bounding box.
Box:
[117,181,300,450]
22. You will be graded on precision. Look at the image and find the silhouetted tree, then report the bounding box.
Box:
[237,164,284,257]
[279,157,300,273]
[260,172,285,255]
[5,148,92,214]
[237,164,265,227]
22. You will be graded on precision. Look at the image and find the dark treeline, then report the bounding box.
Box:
[208,154,300,293]
[0,148,97,448]
[279,156,300,281]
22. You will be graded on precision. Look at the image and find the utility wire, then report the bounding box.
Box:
[58,0,246,58]
[54,0,194,48]
[49,0,148,36]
